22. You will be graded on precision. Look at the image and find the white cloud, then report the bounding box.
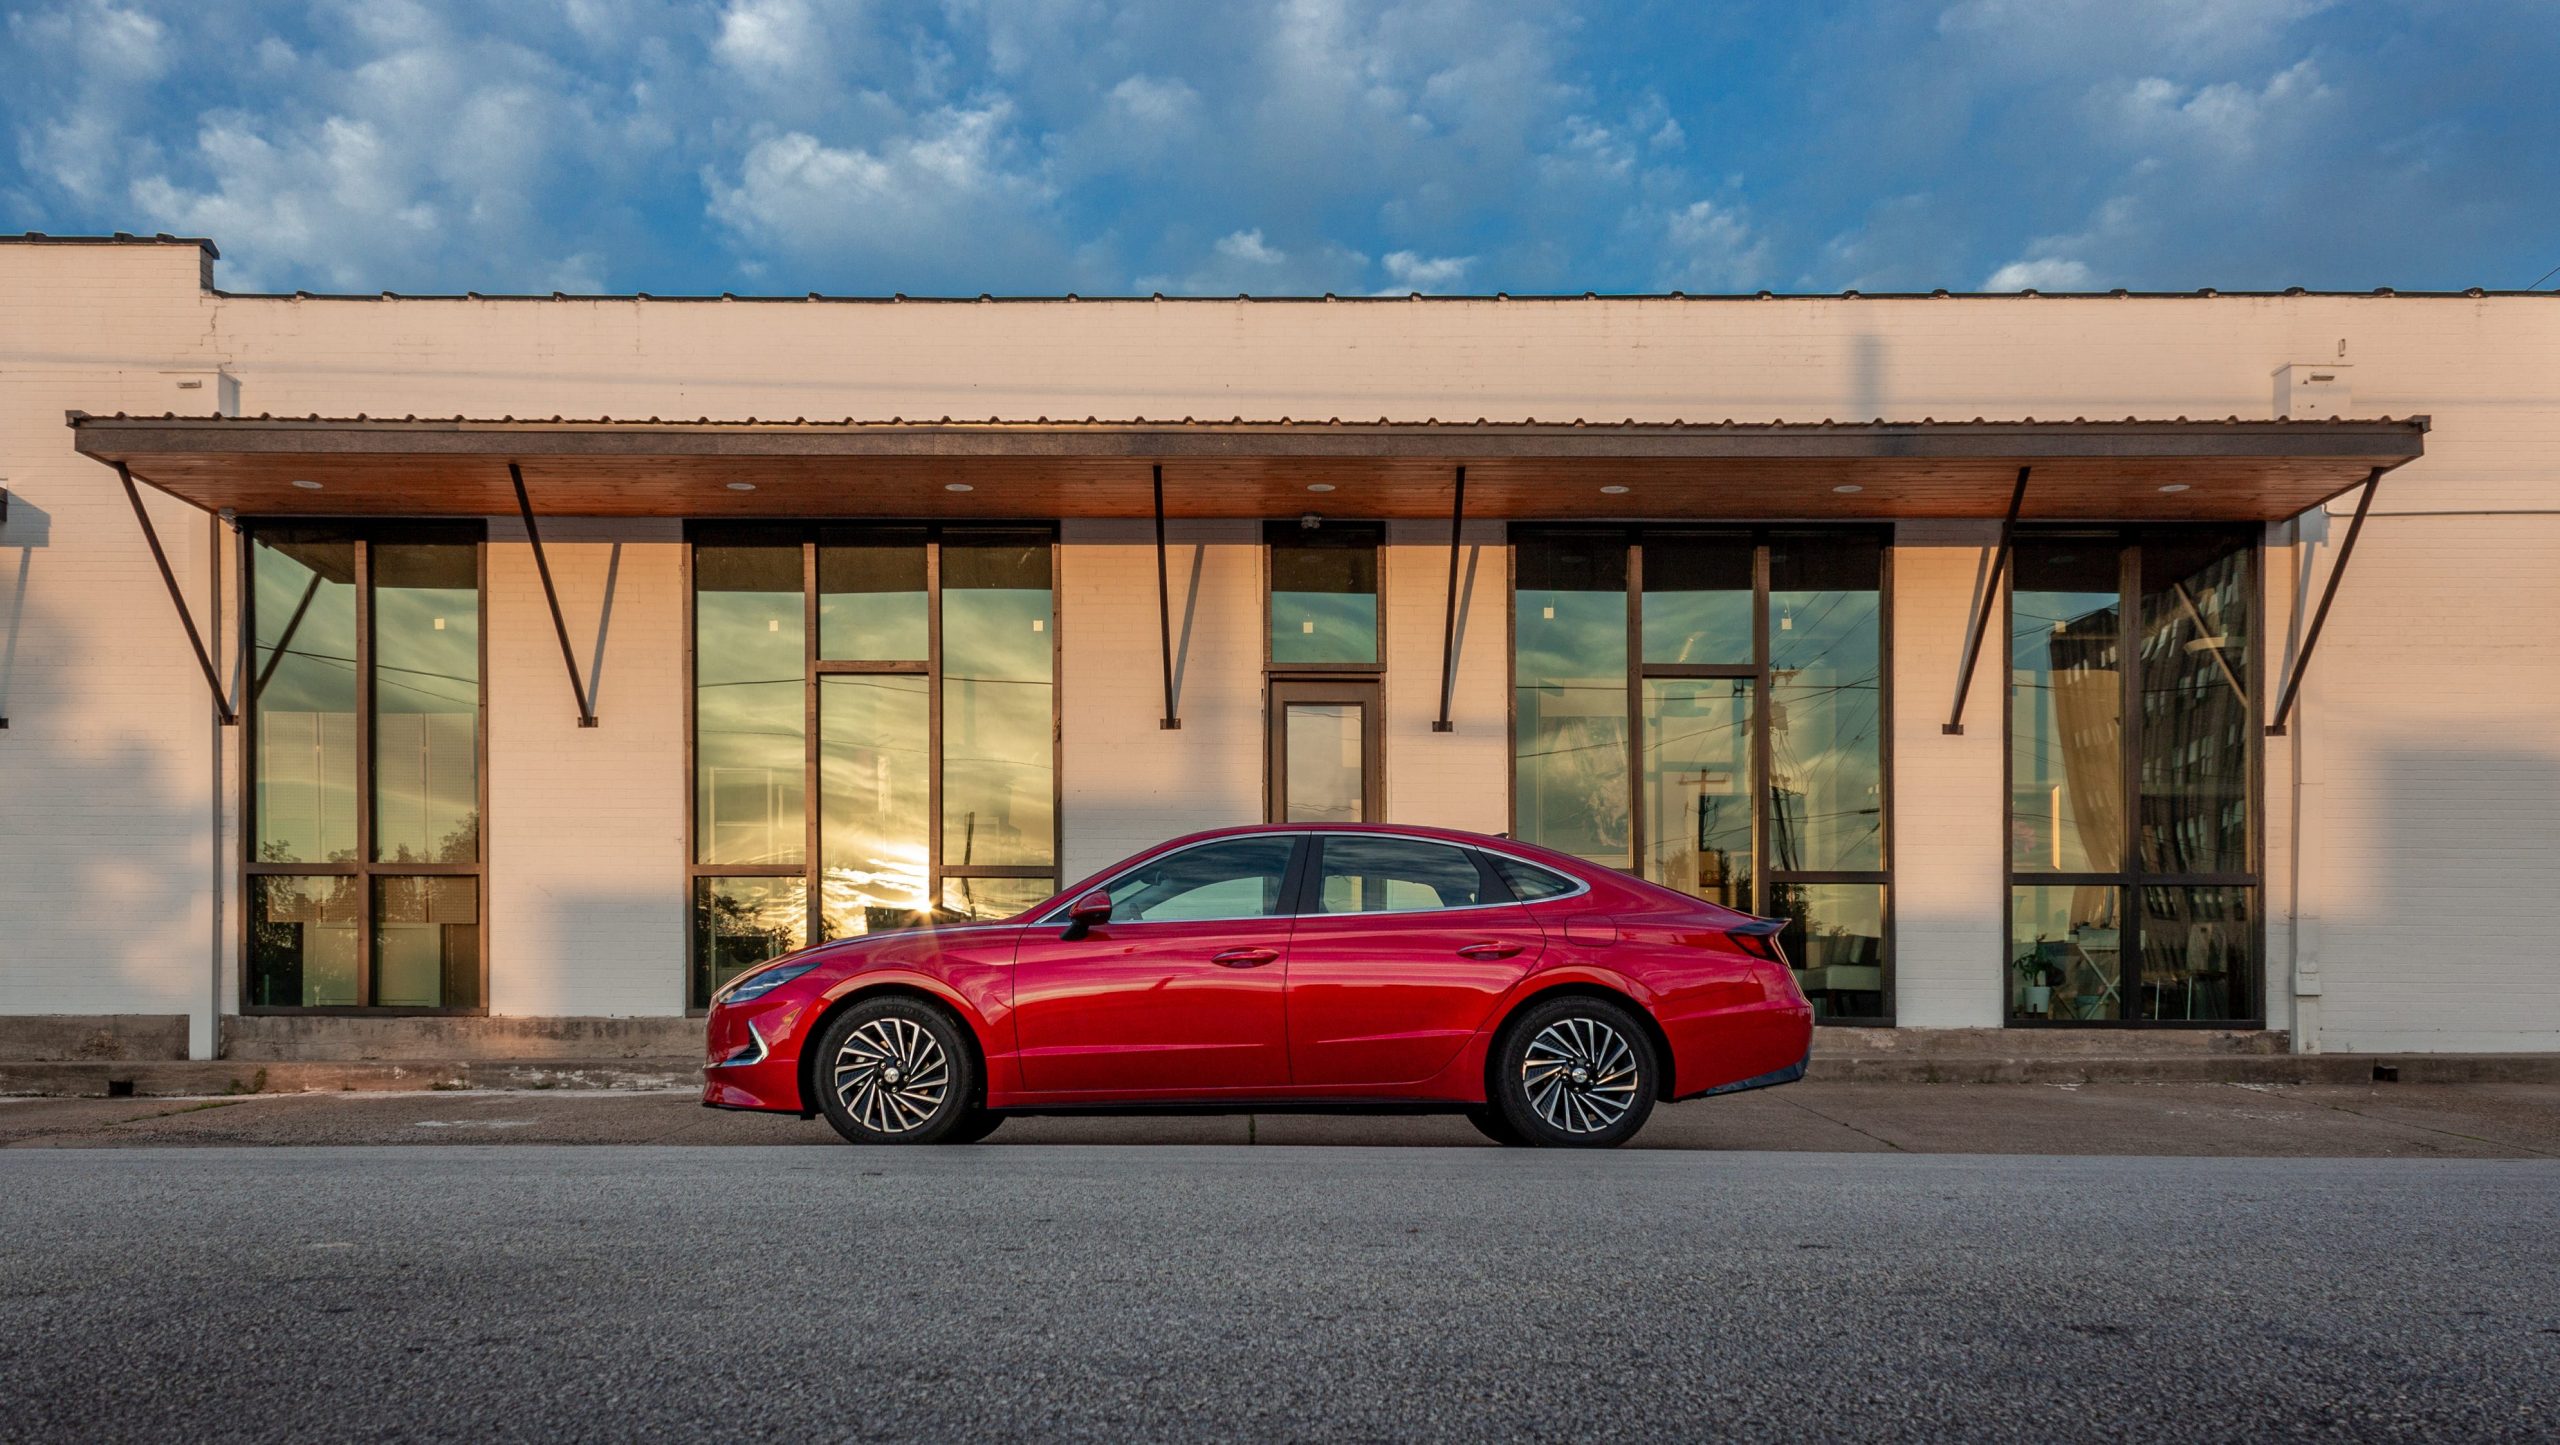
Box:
[1656,199,1767,292]
[1938,0,2334,68]
[1217,228,1285,266]
[1108,74,1199,129]
[2099,58,2329,157]
[1381,249,1474,291]
[714,0,830,85]
[1982,256,2096,291]
[704,105,1075,286]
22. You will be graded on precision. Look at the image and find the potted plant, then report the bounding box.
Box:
[2013,944,2057,1014]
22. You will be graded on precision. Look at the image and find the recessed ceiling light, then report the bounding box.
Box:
[1832,484,1864,494]
[1600,484,1630,495]
[2158,483,2191,493]
[945,483,974,493]
[725,481,756,492]
[290,479,322,490]
[1306,483,1336,493]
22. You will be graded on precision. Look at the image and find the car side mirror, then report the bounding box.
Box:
[1062,889,1113,940]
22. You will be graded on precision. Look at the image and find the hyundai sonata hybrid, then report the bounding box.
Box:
[702,824,1814,1148]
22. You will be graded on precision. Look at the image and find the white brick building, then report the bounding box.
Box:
[3,234,2552,1061]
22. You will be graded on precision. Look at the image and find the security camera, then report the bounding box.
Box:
[1298,513,1323,531]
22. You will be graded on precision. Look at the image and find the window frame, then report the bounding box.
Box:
[685,521,1063,1012]
[1041,832,1313,927]
[2001,523,2265,1030]
[1506,524,1896,1025]
[237,519,490,1017]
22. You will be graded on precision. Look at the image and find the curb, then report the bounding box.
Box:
[0,1059,702,1099]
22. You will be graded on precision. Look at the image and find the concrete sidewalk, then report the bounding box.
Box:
[5,1080,2555,1157]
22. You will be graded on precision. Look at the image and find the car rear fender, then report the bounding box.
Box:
[1470,974,1677,1105]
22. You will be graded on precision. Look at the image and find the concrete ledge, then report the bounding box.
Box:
[2,1059,702,1099]
[222,1015,706,1062]
[1815,1027,2291,1058]
[7,1051,2558,1098]
[0,1015,190,1062]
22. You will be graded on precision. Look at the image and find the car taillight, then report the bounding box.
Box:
[1727,917,1789,966]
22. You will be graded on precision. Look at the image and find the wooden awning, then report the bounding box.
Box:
[70,413,2426,521]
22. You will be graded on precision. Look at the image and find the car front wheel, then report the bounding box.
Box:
[814,997,979,1145]
[1491,996,1658,1148]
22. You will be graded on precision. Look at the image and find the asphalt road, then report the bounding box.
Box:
[2,1147,2555,1442]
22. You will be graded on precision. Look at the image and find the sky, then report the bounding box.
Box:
[4,0,2556,297]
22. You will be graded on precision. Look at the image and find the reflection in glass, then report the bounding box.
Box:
[2011,884,2123,1020]
[2011,540,2123,873]
[695,545,806,867]
[941,537,1054,868]
[1314,836,1495,913]
[819,533,928,660]
[1772,882,1886,1021]
[693,877,809,1007]
[1642,678,1755,909]
[1514,535,1630,865]
[1642,533,1752,664]
[1102,836,1295,922]
[372,876,480,1008]
[251,533,359,864]
[249,875,362,1007]
[2135,885,2253,1020]
[2138,535,2253,875]
[1269,526,1380,666]
[1768,534,1883,872]
[940,875,1055,922]
[1284,703,1365,823]
[372,543,480,863]
[819,674,931,939]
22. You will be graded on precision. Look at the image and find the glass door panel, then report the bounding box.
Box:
[1640,677,1755,909]
[1270,680,1379,824]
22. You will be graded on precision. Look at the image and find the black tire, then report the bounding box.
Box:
[938,1109,1007,1145]
[813,997,980,1145]
[1490,995,1659,1148]
[1463,1106,1526,1147]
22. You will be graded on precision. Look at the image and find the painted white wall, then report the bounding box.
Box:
[5,239,2557,1051]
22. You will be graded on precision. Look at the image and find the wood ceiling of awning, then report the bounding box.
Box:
[69,414,2427,522]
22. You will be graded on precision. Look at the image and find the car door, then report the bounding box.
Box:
[1283,834,1547,1090]
[1009,833,1304,1096]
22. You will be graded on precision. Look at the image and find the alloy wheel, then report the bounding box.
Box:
[1519,1016,1642,1135]
[833,1016,952,1135]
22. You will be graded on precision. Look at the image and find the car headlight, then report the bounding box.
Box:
[716,960,817,1006]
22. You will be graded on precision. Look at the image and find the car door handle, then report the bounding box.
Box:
[1457,942,1523,960]
[1211,948,1280,968]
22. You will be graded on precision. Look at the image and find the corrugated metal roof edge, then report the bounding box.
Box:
[67,411,2431,432]
[10,235,2552,301]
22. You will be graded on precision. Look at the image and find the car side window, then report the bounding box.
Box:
[1487,854,1578,902]
[1312,837,1495,915]
[1103,837,1297,923]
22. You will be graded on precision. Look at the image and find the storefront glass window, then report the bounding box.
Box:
[694,545,806,868]
[251,533,359,865]
[691,527,1057,1005]
[245,525,486,1011]
[2006,527,2257,1025]
[1268,524,1380,666]
[1514,529,1892,1021]
[1514,535,1631,867]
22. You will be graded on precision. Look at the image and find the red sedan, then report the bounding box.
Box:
[702,824,1813,1148]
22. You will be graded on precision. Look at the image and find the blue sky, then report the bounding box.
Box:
[4,0,2555,296]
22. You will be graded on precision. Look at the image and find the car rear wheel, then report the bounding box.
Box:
[814,998,979,1145]
[1492,996,1658,1148]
